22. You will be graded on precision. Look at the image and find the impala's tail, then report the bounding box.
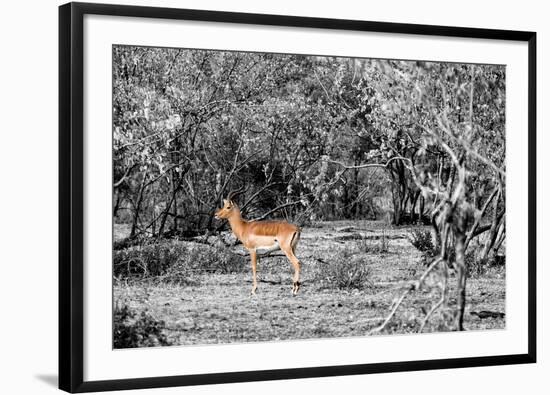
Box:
[290,227,301,253]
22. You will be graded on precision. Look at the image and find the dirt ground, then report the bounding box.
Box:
[114,220,505,346]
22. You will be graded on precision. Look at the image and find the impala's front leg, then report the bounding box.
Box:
[250,249,258,295]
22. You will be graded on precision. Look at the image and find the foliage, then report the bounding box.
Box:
[114,303,171,348]
[112,45,506,332]
[408,229,437,266]
[200,244,248,274]
[408,229,435,253]
[372,61,506,330]
[464,245,506,277]
[113,240,247,282]
[313,248,373,290]
[356,232,389,254]
[112,47,397,236]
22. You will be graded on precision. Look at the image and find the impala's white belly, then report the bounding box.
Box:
[253,235,277,247]
[248,235,280,252]
[257,242,281,255]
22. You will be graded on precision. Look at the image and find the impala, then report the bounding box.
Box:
[215,187,302,295]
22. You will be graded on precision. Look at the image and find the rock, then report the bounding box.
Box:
[336,226,355,232]
[470,311,505,319]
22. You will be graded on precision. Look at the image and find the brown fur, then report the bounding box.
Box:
[215,199,302,295]
[246,221,298,237]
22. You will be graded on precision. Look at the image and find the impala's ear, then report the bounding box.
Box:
[222,199,229,206]
[228,200,235,207]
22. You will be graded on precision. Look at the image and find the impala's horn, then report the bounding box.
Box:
[226,185,247,204]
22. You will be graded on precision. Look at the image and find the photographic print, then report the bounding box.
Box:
[112,45,506,348]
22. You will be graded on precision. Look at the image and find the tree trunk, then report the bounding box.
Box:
[354,167,362,218]
[157,203,170,237]
[488,219,506,261]
[392,192,402,225]
[481,211,504,261]
[389,162,409,225]
[170,172,179,232]
[158,173,183,237]
[151,197,157,236]
[113,192,121,218]
[454,232,467,331]
[401,193,409,221]
[130,173,147,238]
[410,190,420,223]
[390,169,402,225]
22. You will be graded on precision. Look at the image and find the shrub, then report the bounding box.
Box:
[201,247,248,274]
[313,248,373,290]
[464,245,506,277]
[356,232,389,254]
[438,240,505,277]
[466,249,485,276]
[113,239,247,282]
[113,240,188,279]
[113,234,155,251]
[408,229,435,253]
[408,229,437,265]
[493,254,506,267]
[114,303,171,348]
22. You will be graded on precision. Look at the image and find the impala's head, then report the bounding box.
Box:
[215,186,247,220]
[215,199,236,220]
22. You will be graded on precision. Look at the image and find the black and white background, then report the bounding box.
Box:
[112,45,506,348]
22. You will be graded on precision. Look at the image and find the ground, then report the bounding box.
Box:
[114,220,505,347]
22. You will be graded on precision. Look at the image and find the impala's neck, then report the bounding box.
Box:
[227,207,246,241]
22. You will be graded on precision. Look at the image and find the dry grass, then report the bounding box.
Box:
[114,220,505,347]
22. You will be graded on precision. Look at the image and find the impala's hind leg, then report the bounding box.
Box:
[249,249,258,295]
[282,242,301,295]
[291,231,301,294]
[291,230,300,254]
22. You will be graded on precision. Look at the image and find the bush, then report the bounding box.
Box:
[313,248,373,290]
[113,237,140,251]
[408,229,437,265]
[408,229,435,253]
[466,249,485,276]
[356,232,389,254]
[464,246,506,277]
[114,240,188,279]
[113,239,247,282]
[201,247,248,274]
[114,303,171,348]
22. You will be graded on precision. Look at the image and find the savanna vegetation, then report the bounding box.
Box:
[113,46,505,347]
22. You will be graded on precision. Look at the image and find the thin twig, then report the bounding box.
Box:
[419,266,448,333]
[419,296,445,333]
[368,257,443,335]
[313,67,332,103]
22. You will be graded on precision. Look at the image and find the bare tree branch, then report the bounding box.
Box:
[252,200,304,221]
[113,163,137,188]
[368,257,444,335]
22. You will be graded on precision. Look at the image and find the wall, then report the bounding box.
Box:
[0,0,547,394]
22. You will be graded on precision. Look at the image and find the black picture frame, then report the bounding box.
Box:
[59,2,537,393]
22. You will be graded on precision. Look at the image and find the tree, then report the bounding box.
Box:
[328,61,505,331]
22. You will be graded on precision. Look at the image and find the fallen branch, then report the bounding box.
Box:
[419,261,449,332]
[368,257,443,335]
[419,293,445,333]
